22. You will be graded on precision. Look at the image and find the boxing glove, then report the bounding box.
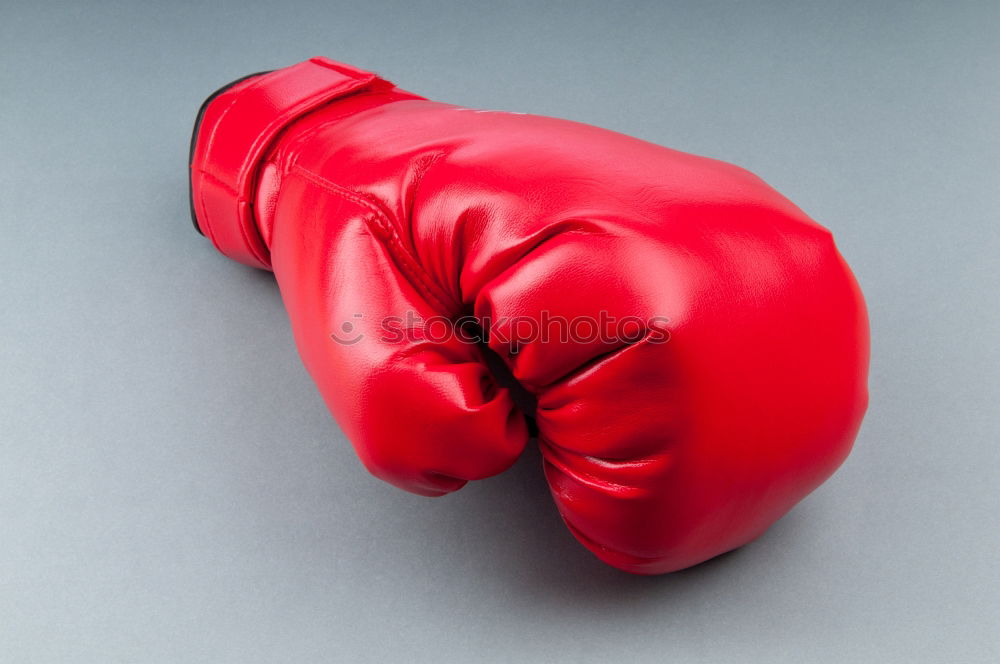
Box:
[189,57,869,574]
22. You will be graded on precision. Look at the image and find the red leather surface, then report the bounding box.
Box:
[191,57,869,574]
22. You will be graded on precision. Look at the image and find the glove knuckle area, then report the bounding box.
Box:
[529,220,867,574]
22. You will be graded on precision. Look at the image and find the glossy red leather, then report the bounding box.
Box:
[190,57,869,574]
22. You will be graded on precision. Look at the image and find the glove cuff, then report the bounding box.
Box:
[189,57,386,269]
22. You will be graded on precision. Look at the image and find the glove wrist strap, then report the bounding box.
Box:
[189,57,384,269]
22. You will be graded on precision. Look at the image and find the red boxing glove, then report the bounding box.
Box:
[190,57,869,574]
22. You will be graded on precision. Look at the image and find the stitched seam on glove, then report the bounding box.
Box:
[289,164,460,316]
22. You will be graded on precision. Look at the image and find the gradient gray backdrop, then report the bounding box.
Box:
[2,1,998,662]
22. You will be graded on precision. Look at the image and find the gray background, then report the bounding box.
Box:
[2,0,997,661]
